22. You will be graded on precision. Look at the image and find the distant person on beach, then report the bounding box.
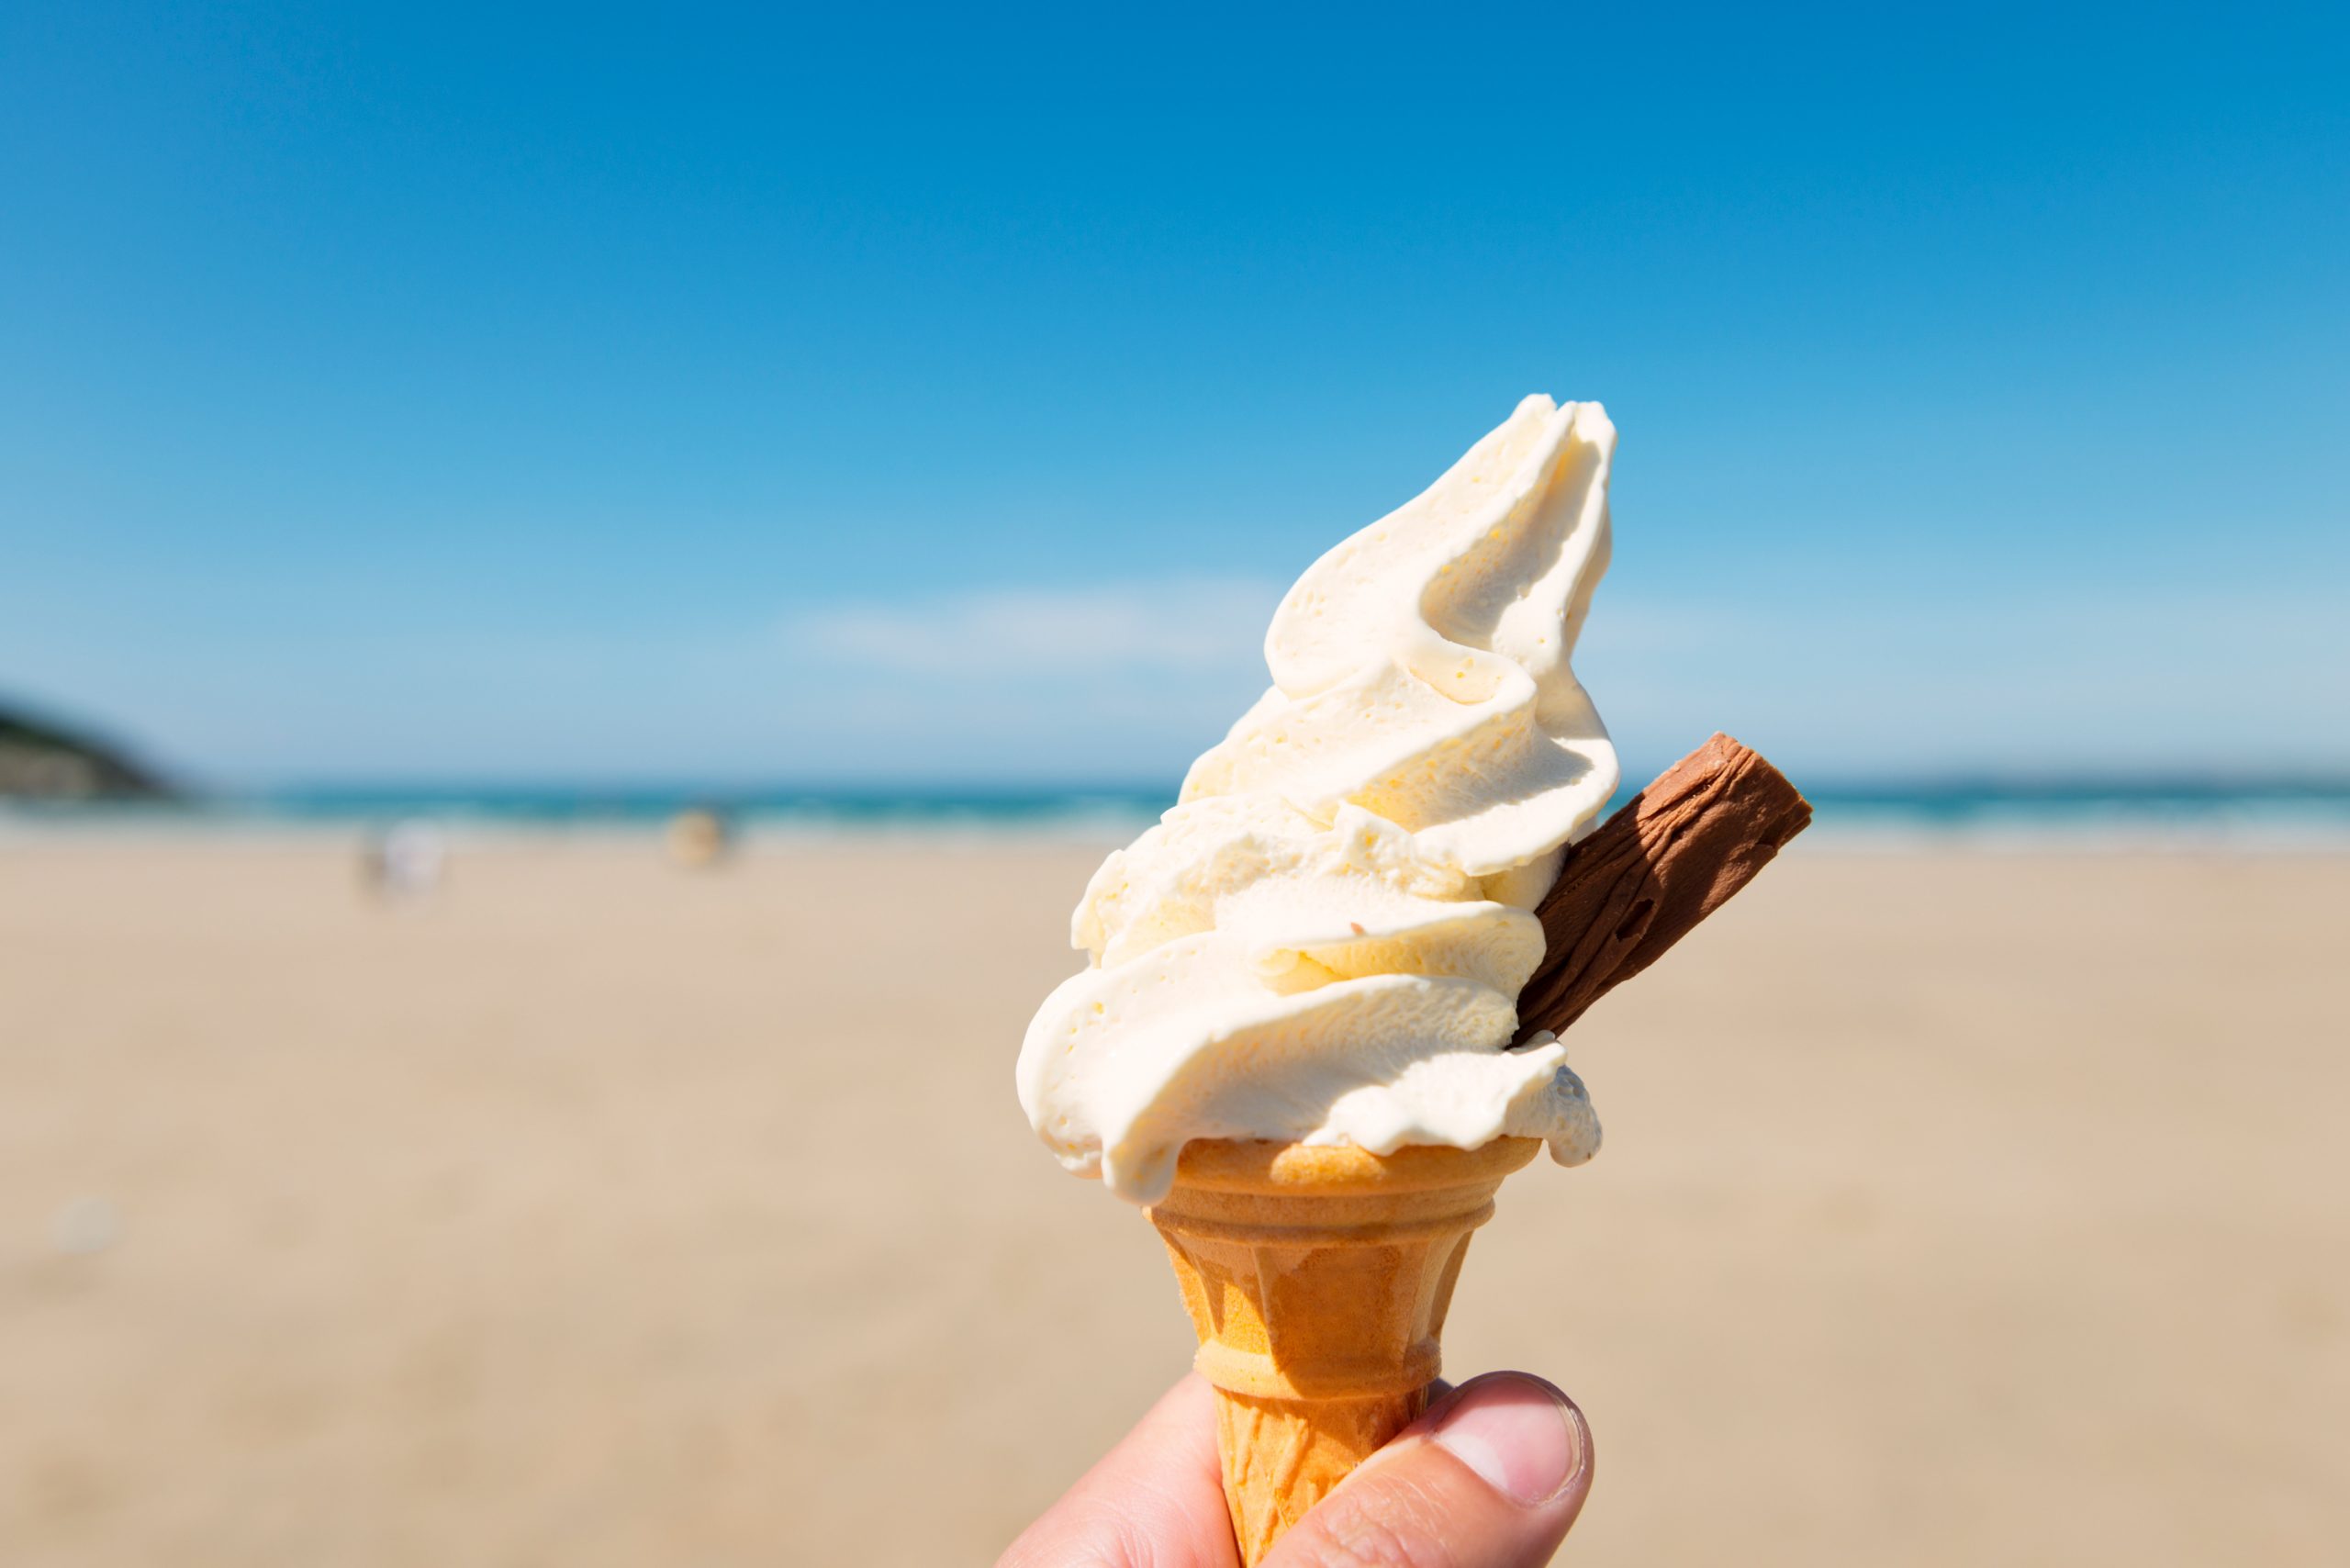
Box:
[665,807,734,868]
[361,822,444,899]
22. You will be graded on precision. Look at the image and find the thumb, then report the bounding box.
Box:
[1263,1372,1593,1568]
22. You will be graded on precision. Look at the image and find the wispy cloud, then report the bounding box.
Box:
[738,577,1292,778]
[1577,584,2350,777]
[23,570,2344,785]
[783,577,1283,679]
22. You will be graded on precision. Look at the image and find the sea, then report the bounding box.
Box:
[8,776,2350,850]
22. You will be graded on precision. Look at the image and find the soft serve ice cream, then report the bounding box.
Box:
[1019,396,1621,1204]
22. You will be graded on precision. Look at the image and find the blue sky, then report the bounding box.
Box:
[4,3,2344,786]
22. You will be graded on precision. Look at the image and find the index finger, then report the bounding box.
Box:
[997,1372,1242,1568]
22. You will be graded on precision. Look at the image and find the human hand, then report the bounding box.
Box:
[999,1370,1593,1567]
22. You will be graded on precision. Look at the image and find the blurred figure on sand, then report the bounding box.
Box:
[361,821,445,900]
[666,807,735,869]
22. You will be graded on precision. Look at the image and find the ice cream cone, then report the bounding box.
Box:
[1146,1135,1542,1563]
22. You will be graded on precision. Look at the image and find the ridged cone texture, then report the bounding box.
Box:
[1147,1137,1540,1564]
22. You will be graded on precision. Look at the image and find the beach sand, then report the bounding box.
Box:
[1,837,2344,1566]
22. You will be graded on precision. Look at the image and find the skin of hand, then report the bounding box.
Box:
[998,1370,1593,1568]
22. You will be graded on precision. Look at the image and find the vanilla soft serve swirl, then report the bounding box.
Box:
[1019,397,1620,1204]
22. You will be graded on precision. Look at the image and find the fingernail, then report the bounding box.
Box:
[1430,1373,1586,1505]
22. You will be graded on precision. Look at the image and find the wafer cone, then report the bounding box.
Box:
[1146,1135,1541,1563]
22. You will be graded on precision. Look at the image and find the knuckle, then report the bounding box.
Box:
[997,1495,1162,1568]
[1293,1473,1458,1568]
[1090,1500,1177,1568]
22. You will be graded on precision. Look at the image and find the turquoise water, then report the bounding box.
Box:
[10,776,2350,846]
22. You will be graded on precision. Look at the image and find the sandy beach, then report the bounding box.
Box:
[1,835,2344,1566]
